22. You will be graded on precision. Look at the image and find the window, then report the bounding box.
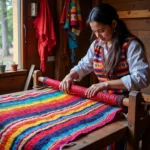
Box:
[0,0,21,71]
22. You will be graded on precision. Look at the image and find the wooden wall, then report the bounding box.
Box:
[103,0,150,94]
[0,0,100,94]
[1,0,149,94]
[0,71,27,94]
[55,0,94,87]
[23,0,100,87]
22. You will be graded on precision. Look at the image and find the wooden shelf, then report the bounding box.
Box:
[0,69,27,77]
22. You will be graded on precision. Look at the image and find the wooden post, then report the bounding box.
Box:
[33,70,42,88]
[141,102,150,149]
[127,91,142,150]
[142,127,150,150]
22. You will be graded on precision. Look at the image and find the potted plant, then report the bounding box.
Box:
[10,61,18,71]
[0,61,6,73]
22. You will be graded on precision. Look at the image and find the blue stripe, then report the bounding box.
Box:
[0,90,61,108]
[94,69,103,73]
[94,55,102,60]
[33,107,118,150]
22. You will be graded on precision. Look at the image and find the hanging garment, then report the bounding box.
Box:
[60,0,83,63]
[33,0,56,72]
[60,0,70,24]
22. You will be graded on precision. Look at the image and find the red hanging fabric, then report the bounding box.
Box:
[60,0,69,24]
[33,0,56,72]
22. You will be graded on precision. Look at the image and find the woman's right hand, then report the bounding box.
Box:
[59,72,79,93]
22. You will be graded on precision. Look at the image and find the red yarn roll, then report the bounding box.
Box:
[44,77,124,106]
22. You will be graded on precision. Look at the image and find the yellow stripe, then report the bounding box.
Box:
[18,119,67,150]
[98,77,108,82]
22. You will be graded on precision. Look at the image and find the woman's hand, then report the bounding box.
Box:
[85,82,108,98]
[59,72,79,93]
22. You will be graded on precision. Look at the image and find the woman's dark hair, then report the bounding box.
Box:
[87,3,145,78]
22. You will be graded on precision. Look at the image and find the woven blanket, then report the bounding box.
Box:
[0,87,122,150]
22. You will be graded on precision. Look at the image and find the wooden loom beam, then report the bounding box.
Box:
[33,70,43,88]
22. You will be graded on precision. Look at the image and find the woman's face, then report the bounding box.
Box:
[90,21,114,43]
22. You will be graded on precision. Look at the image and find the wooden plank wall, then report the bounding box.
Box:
[103,0,150,94]
[22,0,150,93]
[54,0,101,87]
[22,0,56,78]
[0,0,55,95]
[24,0,100,87]
[56,0,94,86]
[16,0,101,93]
[2,0,149,94]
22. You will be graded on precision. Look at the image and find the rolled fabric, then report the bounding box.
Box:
[43,77,125,106]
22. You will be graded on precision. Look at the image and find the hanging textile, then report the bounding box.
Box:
[33,0,56,72]
[60,0,83,63]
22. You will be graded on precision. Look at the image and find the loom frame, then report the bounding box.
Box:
[32,70,150,150]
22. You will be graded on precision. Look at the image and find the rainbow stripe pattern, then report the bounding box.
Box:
[0,87,122,150]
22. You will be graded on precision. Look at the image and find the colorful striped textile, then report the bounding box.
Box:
[60,0,83,63]
[0,87,123,150]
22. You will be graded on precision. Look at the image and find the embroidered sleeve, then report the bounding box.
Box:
[70,40,96,81]
[121,40,150,91]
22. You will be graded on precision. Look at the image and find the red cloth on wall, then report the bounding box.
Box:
[33,0,56,72]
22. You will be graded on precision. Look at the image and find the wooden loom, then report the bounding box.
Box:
[33,70,150,150]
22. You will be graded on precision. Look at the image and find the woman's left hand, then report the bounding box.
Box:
[85,82,108,98]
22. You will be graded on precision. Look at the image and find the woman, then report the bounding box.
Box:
[59,3,150,99]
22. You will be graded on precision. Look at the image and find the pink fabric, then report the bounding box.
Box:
[33,0,56,72]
